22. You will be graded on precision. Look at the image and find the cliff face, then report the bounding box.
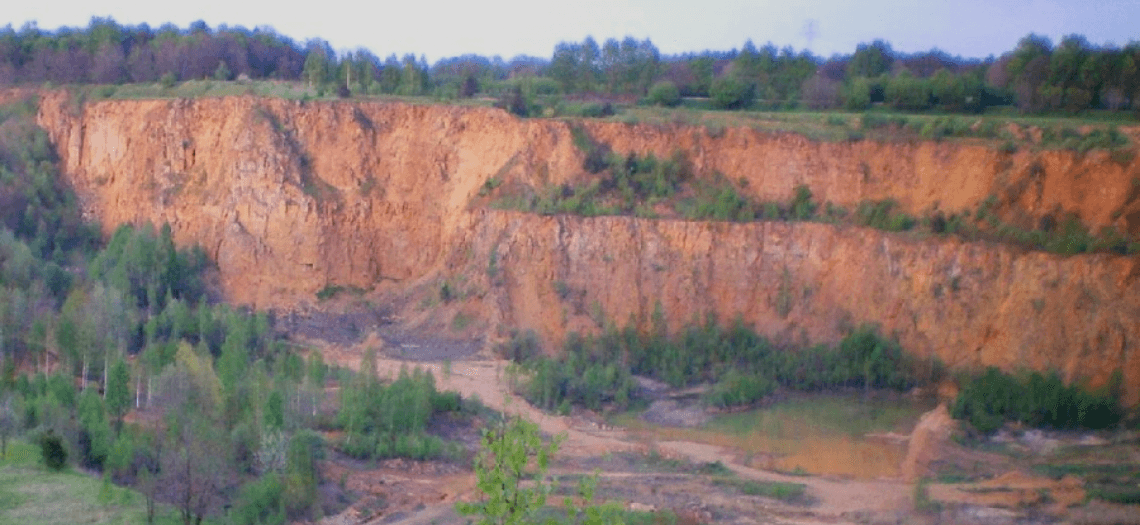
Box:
[35,93,1140,404]
[462,211,1139,404]
[581,122,1140,234]
[38,94,585,306]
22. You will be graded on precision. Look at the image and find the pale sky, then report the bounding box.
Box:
[5,0,1139,62]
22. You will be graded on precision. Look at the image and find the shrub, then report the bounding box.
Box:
[861,113,908,130]
[568,125,609,174]
[647,81,681,107]
[234,473,286,525]
[678,178,756,222]
[710,76,754,110]
[496,330,542,363]
[844,78,872,111]
[952,367,1123,433]
[854,199,915,231]
[705,370,775,409]
[791,185,816,220]
[40,430,68,470]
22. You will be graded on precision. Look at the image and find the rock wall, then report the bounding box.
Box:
[580,122,1140,233]
[460,211,1139,404]
[35,93,1140,404]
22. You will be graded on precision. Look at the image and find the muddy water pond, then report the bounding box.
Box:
[617,392,936,480]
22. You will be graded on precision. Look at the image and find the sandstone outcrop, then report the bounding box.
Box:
[34,92,1140,404]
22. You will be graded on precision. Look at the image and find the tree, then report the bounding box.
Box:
[106,357,131,432]
[576,36,600,91]
[884,70,931,110]
[160,388,228,525]
[1007,34,1053,112]
[40,429,68,470]
[0,393,19,458]
[688,55,715,97]
[456,414,623,525]
[550,41,580,93]
[302,40,334,89]
[710,74,754,109]
[848,40,894,78]
[800,74,841,109]
[646,80,681,106]
[456,414,562,525]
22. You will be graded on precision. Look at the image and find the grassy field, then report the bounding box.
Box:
[0,440,192,525]
[606,103,1137,147]
[68,80,498,108]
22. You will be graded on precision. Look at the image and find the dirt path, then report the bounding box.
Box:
[319,342,913,522]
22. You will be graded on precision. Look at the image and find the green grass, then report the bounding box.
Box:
[711,477,809,503]
[1032,463,1140,505]
[68,80,500,107]
[0,440,193,525]
[602,104,1135,150]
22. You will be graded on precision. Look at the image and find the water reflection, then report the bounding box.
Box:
[625,392,934,480]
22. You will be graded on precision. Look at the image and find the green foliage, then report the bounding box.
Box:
[520,151,690,217]
[554,101,616,118]
[284,430,324,519]
[861,113,911,130]
[854,200,915,231]
[39,430,67,471]
[496,330,543,363]
[844,78,873,110]
[336,360,463,461]
[105,358,131,428]
[568,125,609,174]
[77,390,111,468]
[515,313,926,412]
[519,332,637,412]
[88,223,208,311]
[456,415,565,525]
[884,71,931,111]
[314,284,365,301]
[234,472,286,525]
[912,478,942,513]
[710,75,754,110]
[704,370,775,409]
[0,97,100,265]
[646,81,681,107]
[677,176,756,222]
[713,477,807,502]
[919,117,973,140]
[951,367,1123,434]
[790,185,816,220]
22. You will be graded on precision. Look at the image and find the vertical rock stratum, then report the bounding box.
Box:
[36,93,1140,404]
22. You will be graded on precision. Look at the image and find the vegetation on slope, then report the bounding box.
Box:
[0,95,474,524]
[952,367,1124,434]
[487,144,1140,256]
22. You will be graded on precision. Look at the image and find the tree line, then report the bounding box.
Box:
[1,17,1137,116]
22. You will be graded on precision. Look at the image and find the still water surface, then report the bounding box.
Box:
[620,392,935,479]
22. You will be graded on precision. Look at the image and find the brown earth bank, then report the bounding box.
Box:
[32,91,1140,404]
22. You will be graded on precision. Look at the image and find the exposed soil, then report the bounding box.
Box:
[309,324,1140,525]
[315,332,912,524]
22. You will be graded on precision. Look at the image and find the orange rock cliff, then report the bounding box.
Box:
[35,92,1140,404]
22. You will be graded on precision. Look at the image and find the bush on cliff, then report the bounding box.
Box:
[952,367,1123,434]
